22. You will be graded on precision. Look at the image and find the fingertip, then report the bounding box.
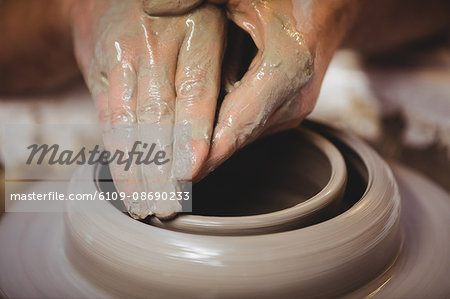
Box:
[191,139,210,178]
[204,127,235,172]
[154,211,178,221]
[191,133,228,182]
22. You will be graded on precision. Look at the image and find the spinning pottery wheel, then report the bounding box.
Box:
[1,122,449,298]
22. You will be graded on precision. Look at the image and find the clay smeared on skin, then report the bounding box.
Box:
[204,0,313,169]
[136,0,317,180]
[73,1,226,219]
[174,7,226,146]
[73,0,340,218]
[143,0,204,16]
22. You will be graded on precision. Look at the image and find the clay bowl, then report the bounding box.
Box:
[0,122,409,298]
[101,127,348,235]
[57,123,401,298]
[4,122,450,298]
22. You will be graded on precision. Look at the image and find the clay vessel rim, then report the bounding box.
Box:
[154,127,348,229]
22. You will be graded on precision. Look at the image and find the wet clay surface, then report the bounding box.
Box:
[2,124,448,298]
[97,127,347,235]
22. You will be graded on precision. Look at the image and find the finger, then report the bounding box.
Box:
[135,19,186,218]
[143,0,203,16]
[205,6,313,172]
[261,82,319,137]
[136,17,186,125]
[261,107,306,138]
[174,4,226,179]
[206,53,305,165]
[99,61,150,219]
[85,25,146,218]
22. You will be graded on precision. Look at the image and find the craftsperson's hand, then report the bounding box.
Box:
[146,0,361,179]
[70,0,226,218]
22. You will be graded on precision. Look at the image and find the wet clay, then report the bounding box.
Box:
[148,127,347,235]
[2,124,449,297]
[143,0,203,16]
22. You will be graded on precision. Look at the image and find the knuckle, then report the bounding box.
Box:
[97,109,110,124]
[137,100,174,123]
[176,81,207,102]
[176,67,209,100]
[110,107,137,124]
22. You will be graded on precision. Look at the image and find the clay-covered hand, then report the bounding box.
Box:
[70,0,226,218]
[199,0,359,177]
[143,0,359,178]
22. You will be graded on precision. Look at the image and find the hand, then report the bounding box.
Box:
[70,0,226,218]
[199,0,360,178]
[144,0,360,179]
